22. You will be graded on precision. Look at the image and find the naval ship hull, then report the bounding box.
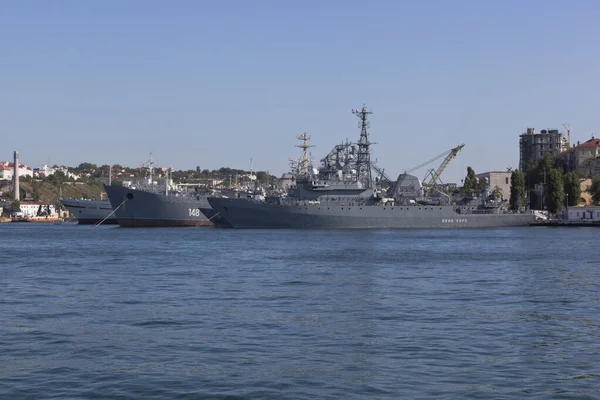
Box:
[60,198,117,225]
[104,185,212,227]
[206,197,536,229]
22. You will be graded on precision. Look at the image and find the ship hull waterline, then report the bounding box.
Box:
[104,184,212,228]
[206,197,536,229]
[60,198,117,225]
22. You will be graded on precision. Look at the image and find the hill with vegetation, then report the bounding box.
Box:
[0,162,278,209]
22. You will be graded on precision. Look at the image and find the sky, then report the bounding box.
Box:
[2,0,600,184]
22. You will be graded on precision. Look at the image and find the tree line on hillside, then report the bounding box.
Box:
[13,163,278,187]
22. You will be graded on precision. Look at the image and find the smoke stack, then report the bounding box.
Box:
[13,151,20,201]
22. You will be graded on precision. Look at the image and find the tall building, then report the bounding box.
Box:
[519,128,566,171]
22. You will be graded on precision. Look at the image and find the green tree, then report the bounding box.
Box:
[77,162,98,171]
[545,168,564,214]
[47,170,66,185]
[587,176,600,204]
[537,155,555,174]
[509,170,525,210]
[563,172,581,207]
[32,180,41,201]
[524,156,560,210]
[461,166,477,194]
[12,200,20,212]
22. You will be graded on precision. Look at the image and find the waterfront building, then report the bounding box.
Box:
[17,202,58,218]
[567,206,600,221]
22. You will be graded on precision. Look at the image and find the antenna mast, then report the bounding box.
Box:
[294,132,314,177]
[149,152,154,190]
[351,105,375,186]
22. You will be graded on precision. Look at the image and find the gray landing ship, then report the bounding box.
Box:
[104,184,212,227]
[205,106,537,229]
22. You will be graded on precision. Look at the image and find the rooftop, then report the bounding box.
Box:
[577,137,600,148]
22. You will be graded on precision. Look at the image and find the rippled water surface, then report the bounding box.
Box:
[1,224,599,399]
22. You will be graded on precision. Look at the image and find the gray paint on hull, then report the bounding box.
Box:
[60,198,117,224]
[76,218,119,225]
[208,197,536,229]
[104,185,211,228]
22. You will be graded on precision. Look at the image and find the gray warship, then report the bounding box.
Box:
[104,161,261,227]
[102,154,215,227]
[104,184,213,227]
[60,198,117,225]
[206,106,538,229]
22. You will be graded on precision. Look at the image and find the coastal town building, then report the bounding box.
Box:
[567,206,600,221]
[573,137,600,177]
[519,128,566,171]
[0,160,82,181]
[0,161,33,179]
[476,171,511,201]
[16,202,58,218]
[0,164,12,180]
[33,164,80,180]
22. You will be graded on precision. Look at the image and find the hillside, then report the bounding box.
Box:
[0,165,279,208]
[1,180,106,205]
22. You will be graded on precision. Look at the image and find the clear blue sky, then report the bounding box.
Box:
[2,0,599,183]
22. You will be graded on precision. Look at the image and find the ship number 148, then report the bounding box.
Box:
[189,208,202,217]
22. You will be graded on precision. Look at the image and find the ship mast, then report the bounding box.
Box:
[352,105,375,187]
[149,152,154,191]
[293,132,314,178]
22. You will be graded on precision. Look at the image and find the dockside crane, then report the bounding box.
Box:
[404,144,464,176]
[563,123,571,150]
[420,144,465,192]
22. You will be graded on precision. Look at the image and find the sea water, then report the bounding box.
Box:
[1,224,599,399]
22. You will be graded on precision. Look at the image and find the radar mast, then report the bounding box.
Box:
[352,105,375,187]
[291,132,314,178]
